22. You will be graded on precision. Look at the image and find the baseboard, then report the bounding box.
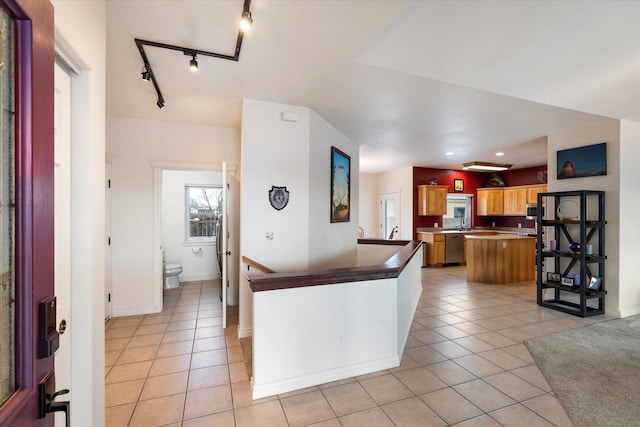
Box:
[238,326,253,339]
[252,355,400,400]
[180,275,216,283]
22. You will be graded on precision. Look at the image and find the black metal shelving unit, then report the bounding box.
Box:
[536,190,607,317]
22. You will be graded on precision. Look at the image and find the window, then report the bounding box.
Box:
[185,185,222,241]
[443,194,472,229]
[0,7,15,405]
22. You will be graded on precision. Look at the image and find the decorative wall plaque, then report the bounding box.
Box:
[269,186,289,210]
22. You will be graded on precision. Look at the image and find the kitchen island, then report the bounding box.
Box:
[465,234,536,284]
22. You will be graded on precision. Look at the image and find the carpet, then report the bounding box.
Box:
[525,315,640,427]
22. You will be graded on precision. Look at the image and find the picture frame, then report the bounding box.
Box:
[454,179,464,192]
[331,146,350,223]
[546,272,561,282]
[561,276,574,286]
[588,276,602,291]
[557,142,607,179]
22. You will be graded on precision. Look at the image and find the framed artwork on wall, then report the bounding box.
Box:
[557,142,607,179]
[454,179,464,192]
[331,146,350,223]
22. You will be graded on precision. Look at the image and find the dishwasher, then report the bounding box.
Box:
[444,233,465,264]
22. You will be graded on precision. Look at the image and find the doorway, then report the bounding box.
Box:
[380,191,401,239]
[152,162,239,328]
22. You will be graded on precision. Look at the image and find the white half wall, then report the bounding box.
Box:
[162,170,221,282]
[110,118,239,316]
[547,119,622,316]
[251,243,422,399]
[52,1,106,426]
[252,279,398,399]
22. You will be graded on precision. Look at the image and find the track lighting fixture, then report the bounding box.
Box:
[141,66,150,81]
[240,10,253,32]
[189,54,198,71]
[136,0,253,109]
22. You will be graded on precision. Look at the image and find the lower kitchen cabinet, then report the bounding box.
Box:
[418,232,445,267]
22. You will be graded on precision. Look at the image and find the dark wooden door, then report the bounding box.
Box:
[0,0,55,426]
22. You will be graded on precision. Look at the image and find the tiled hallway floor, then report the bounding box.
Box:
[105,267,609,426]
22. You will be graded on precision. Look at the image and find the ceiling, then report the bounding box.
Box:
[106,1,640,173]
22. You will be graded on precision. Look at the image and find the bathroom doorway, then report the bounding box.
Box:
[152,162,239,328]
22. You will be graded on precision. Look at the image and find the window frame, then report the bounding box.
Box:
[443,194,473,229]
[184,184,222,243]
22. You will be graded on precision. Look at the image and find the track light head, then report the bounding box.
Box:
[141,66,151,81]
[240,10,253,32]
[189,54,198,72]
[157,99,165,109]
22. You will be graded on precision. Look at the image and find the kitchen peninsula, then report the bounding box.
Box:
[465,234,536,284]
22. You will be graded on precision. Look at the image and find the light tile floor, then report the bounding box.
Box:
[105,267,610,426]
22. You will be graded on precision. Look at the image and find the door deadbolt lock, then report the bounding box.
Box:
[59,319,67,334]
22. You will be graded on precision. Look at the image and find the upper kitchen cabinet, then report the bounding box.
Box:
[417,185,448,216]
[477,188,504,216]
[526,184,548,204]
[504,187,527,215]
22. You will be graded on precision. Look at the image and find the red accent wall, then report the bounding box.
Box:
[413,166,547,237]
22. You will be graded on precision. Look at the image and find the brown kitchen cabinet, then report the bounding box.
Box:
[503,187,527,215]
[477,188,504,216]
[418,232,445,267]
[526,184,547,204]
[417,185,448,216]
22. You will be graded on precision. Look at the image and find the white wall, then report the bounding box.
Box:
[239,99,359,337]
[308,111,359,269]
[110,118,240,316]
[162,170,221,282]
[360,167,414,239]
[547,119,622,316]
[356,243,403,266]
[358,173,378,238]
[52,1,106,426]
[618,120,640,317]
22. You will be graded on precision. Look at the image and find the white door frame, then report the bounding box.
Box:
[54,60,72,427]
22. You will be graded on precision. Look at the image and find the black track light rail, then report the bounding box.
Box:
[135,0,251,108]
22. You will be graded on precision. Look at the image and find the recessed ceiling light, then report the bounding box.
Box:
[445,152,454,156]
[495,152,505,156]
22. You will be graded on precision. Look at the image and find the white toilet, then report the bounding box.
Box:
[164,263,183,289]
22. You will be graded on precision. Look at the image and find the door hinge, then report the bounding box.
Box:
[108,179,111,188]
[108,237,111,246]
[108,293,111,302]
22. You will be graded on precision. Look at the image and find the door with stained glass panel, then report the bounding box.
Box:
[0,1,56,426]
